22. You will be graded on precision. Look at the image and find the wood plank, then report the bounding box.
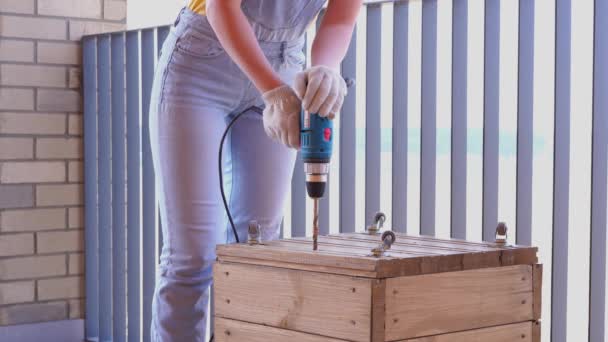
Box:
[218,255,379,278]
[533,264,543,320]
[214,262,372,342]
[215,318,349,342]
[385,265,534,340]
[532,321,541,342]
[371,279,385,342]
[399,321,533,342]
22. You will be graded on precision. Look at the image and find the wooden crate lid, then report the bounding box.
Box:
[216,232,538,278]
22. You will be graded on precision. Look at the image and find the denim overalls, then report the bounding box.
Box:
[148,1,327,341]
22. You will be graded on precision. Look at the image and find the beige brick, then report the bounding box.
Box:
[104,0,126,21]
[37,89,81,112]
[37,41,81,65]
[0,65,66,88]
[0,138,33,159]
[68,299,84,319]
[36,184,83,206]
[36,137,82,159]
[69,20,124,41]
[68,114,82,135]
[0,185,33,209]
[0,281,35,305]
[37,230,83,253]
[68,207,83,228]
[68,67,81,89]
[0,39,34,62]
[0,113,66,135]
[38,276,84,300]
[0,0,35,14]
[0,15,66,40]
[0,233,34,257]
[1,208,66,232]
[39,0,102,18]
[0,301,67,325]
[0,255,65,280]
[68,253,84,275]
[68,161,82,182]
[0,161,65,184]
[0,88,34,111]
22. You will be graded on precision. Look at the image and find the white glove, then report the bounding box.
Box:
[294,65,347,119]
[261,84,301,149]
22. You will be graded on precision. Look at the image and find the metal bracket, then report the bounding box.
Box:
[371,231,396,257]
[495,222,508,245]
[247,221,261,245]
[366,212,386,235]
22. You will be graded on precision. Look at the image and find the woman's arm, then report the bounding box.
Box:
[206,0,282,93]
[311,0,363,69]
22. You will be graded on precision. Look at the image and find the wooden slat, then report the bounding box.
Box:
[339,23,357,233]
[384,265,534,340]
[533,264,543,320]
[214,262,372,342]
[83,35,99,341]
[420,0,438,236]
[399,321,533,342]
[111,32,126,342]
[96,34,112,342]
[451,0,468,239]
[125,30,141,342]
[371,279,385,342]
[215,318,349,342]
[533,321,541,342]
[482,0,500,242]
[589,0,608,339]
[365,4,382,223]
[516,0,535,245]
[551,0,571,340]
[392,1,409,233]
[140,28,156,342]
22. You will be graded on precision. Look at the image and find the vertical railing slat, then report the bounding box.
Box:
[111,32,127,342]
[97,34,113,342]
[126,30,142,342]
[420,0,438,236]
[314,10,330,236]
[482,0,500,242]
[589,0,607,339]
[83,35,99,341]
[551,0,572,340]
[451,0,468,239]
[365,4,382,225]
[392,2,409,233]
[516,0,535,246]
[291,158,306,237]
[339,25,357,233]
[141,28,156,342]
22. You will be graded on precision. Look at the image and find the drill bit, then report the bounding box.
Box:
[313,198,319,251]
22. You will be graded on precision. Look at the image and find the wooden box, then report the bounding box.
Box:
[213,231,542,342]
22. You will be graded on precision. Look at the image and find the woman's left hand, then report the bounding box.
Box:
[294,65,347,119]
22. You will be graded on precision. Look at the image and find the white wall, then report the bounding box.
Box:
[127,0,187,29]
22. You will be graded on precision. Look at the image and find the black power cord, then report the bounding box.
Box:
[210,105,263,342]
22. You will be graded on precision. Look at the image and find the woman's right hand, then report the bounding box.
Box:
[261,84,301,149]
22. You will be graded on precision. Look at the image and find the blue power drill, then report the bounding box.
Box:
[300,78,353,250]
[300,109,332,250]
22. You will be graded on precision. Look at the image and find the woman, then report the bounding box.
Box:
[149,0,362,340]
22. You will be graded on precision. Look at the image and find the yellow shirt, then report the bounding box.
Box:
[188,0,207,15]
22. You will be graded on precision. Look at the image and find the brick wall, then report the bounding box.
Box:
[0,0,126,326]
